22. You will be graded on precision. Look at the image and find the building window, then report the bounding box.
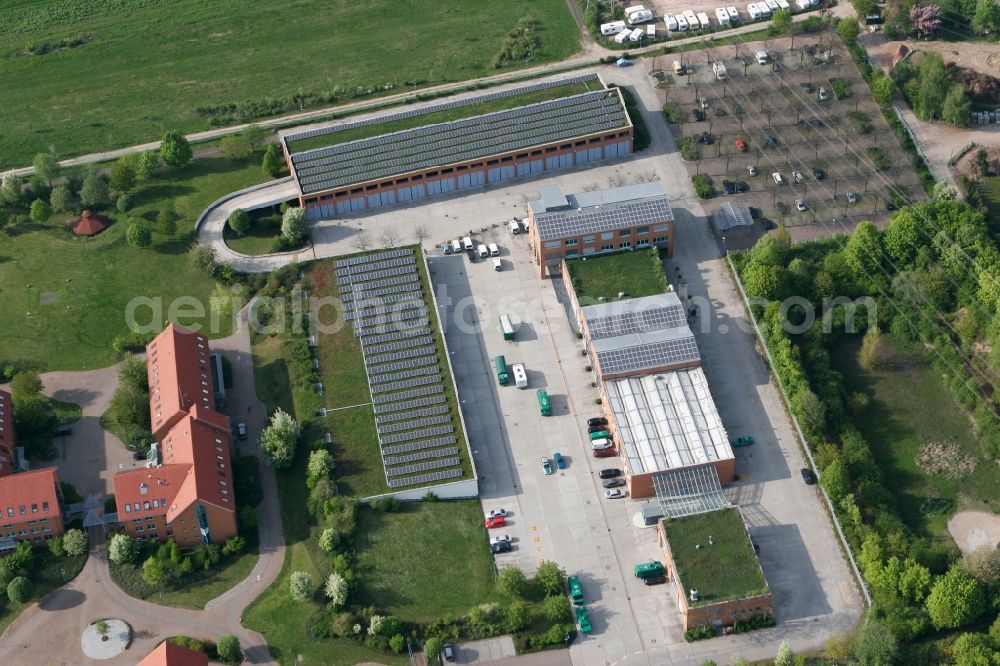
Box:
[636,226,649,234]
[124,505,132,514]
[583,236,595,244]
[545,146,557,153]
[601,244,614,251]
[619,229,631,236]
[543,241,561,249]
[653,236,668,243]
[589,137,601,144]
[487,159,499,166]
[564,238,577,246]
[600,232,613,240]
[619,242,632,249]
[653,224,669,232]
[637,239,649,247]
[42,502,49,511]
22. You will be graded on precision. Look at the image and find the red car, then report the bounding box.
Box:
[593,447,617,459]
[485,515,506,529]
[735,138,747,153]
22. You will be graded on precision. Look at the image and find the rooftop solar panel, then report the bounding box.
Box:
[597,337,701,376]
[372,394,447,414]
[377,414,451,434]
[535,197,674,241]
[354,318,429,338]
[382,436,458,455]
[385,457,460,477]
[386,467,464,488]
[366,335,434,355]
[367,355,438,377]
[586,307,687,339]
[384,446,460,466]
[372,384,444,404]
[369,371,441,394]
[379,425,454,444]
[376,404,449,424]
[366,345,437,366]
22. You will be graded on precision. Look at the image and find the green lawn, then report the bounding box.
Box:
[833,338,998,538]
[1,0,578,165]
[565,248,667,303]
[286,80,597,153]
[354,501,498,624]
[0,550,87,636]
[158,551,259,609]
[0,156,267,371]
[661,507,767,607]
[222,209,285,256]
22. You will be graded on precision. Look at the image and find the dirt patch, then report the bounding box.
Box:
[916,439,978,479]
[948,510,1000,555]
[38,291,59,305]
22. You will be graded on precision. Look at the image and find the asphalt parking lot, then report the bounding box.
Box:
[655,35,925,234]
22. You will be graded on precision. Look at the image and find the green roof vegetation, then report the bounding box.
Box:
[661,508,767,607]
[286,79,599,154]
[566,248,667,304]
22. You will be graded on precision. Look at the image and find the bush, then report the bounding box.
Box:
[216,635,241,663]
[109,533,139,565]
[116,194,134,213]
[829,77,850,99]
[732,614,776,633]
[683,625,715,641]
[662,103,685,124]
[227,208,250,236]
[7,576,34,604]
[677,137,700,161]
[691,174,715,199]
[47,535,65,557]
[867,147,890,171]
[290,571,315,601]
[222,536,246,556]
[62,529,87,556]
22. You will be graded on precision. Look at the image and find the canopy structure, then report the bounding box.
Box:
[72,210,109,236]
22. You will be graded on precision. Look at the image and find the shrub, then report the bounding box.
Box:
[867,147,890,171]
[281,207,308,243]
[222,536,246,556]
[319,528,341,553]
[228,208,250,236]
[389,634,406,653]
[109,533,138,565]
[691,174,715,199]
[731,614,776,633]
[829,77,849,99]
[677,137,700,161]
[63,529,87,556]
[126,221,152,248]
[216,635,241,663]
[846,111,872,134]
[290,571,315,601]
[47,535,65,557]
[324,572,348,608]
[7,576,34,604]
[260,408,299,469]
[683,625,714,641]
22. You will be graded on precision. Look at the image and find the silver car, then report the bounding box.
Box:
[605,489,626,499]
[795,199,807,211]
[847,191,860,203]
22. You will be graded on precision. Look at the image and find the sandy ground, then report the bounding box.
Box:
[947,510,1000,555]
[863,35,1000,79]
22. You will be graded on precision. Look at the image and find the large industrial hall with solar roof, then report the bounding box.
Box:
[565,290,735,499]
[279,73,634,219]
[526,182,674,278]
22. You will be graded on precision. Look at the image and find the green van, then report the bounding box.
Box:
[536,389,552,416]
[568,575,584,605]
[589,430,610,440]
[634,561,666,579]
[495,355,510,386]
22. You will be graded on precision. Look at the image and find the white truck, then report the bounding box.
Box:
[512,363,528,389]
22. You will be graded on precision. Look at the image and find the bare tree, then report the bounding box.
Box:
[701,40,716,66]
[379,228,401,248]
[582,183,601,191]
[353,231,371,252]
[412,224,430,245]
[607,173,628,187]
[633,171,659,183]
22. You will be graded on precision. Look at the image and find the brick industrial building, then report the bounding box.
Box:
[557,290,734,497]
[527,182,674,279]
[113,324,237,547]
[279,74,634,219]
[657,507,771,630]
[0,389,17,477]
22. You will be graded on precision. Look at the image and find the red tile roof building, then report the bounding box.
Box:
[113,324,237,547]
[0,389,16,478]
[138,641,209,666]
[0,468,65,550]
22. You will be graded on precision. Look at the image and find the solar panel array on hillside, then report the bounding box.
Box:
[333,249,464,489]
[290,89,630,195]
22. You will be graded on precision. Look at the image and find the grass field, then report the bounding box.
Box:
[565,247,667,303]
[222,209,284,256]
[354,501,498,623]
[661,507,767,606]
[0,156,267,371]
[286,80,597,153]
[1,0,579,165]
[833,338,999,538]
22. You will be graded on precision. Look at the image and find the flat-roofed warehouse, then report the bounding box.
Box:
[526,182,674,278]
[580,293,698,380]
[280,74,635,219]
[603,368,735,497]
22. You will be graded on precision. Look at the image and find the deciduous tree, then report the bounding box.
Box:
[774,641,794,666]
[324,572,348,608]
[535,561,566,596]
[915,51,948,120]
[496,566,527,599]
[289,570,315,601]
[216,635,241,663]
[190,242,216,275]
[910,3,942,38]
[6,576,33,604]
[32,152,60,186]
[10,371,43,406]
[871,73,896,106]
[108,533,138,564]
[262,143,284,177]
[260,408,299,469]
[854,620,898,666]
[1,171,23,205]
[227,208,250,236]
[63,528,87,556]
[941,84,971,126]
[29,199,51,223]
[972,0,1000,33]
[160,130,193,168]
[926,568,986,629]
[80,170,110,208]
[126,221,152,248]
[109,159,136,193]
[281,206,308,243]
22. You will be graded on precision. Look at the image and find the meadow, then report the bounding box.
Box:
[1,0,578,165]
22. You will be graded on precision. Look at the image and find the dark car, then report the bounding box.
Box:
[132,451,147,461]
[735,181,748,192]
[587,417,608,427]
[808,117,823,128]
[799,81,814,93]
[51,426,72,437]
[491,541,513,554]
[443,643,456,662]
[812,166,825,180]
[588,425,607,434]
[467,249,477,263]
[598,468,622,479]
[602,478,625,488]
[699,131,713,145]
[765,136,777,147]
[643,575,667,586]
[722,180,736,195]
[801,468,817,485]
[885,200,897,211]
[691,109,706,122]
[593,447,617,458]
[237,422,248,441]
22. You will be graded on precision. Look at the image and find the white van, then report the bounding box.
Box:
[765,0,780,10]
[676,13,689,30]
[673,60,685,75]
[747,2,762,18]
[697,12,711,28]
[664,12,678,30]
[488,243,500,257]
[614,29,631,44]
[629,27,644,41]
[512,363,528,389]
[772,172,785,185]
[776,0,790,8]
[716,8,730,24]
[727,6,740,20]
[683,10,698,27]
[493,257,503,272]
[628,9,654,24]
[646,23,655,37]
[508,219,521,235]
[755,47,769,64]
[757,1,772,17]
[591,438,613,450]
[450,239,462,253]
[462,236,473,251]
[477,243,489,259]
[600,20,627,36]
[624,4,646,16]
